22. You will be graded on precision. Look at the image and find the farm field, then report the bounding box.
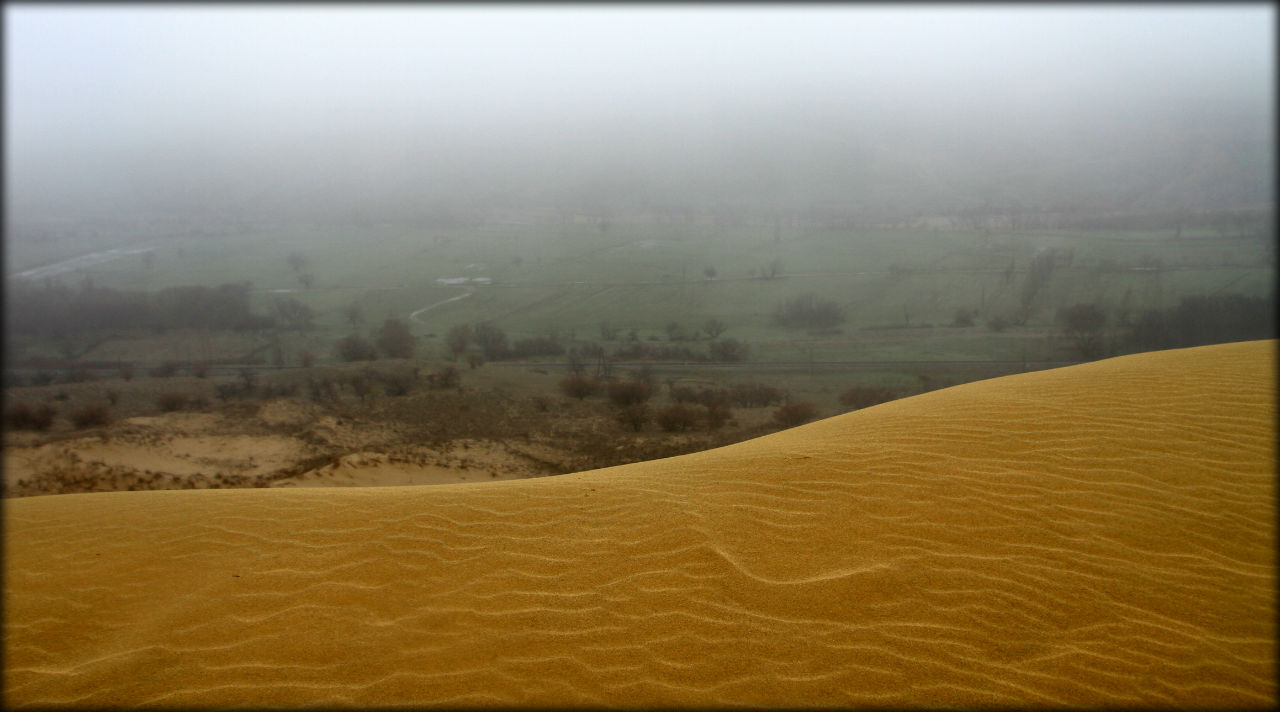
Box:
[8,218,1273,367]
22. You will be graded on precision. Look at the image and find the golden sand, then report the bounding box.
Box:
[4,340,1275,707]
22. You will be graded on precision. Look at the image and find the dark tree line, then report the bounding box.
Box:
[1126,294,1274,352]
[6,280,275,337]
[447,322,746,364]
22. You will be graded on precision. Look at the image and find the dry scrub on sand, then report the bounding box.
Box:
[3,366,784,497]
[4,340,1275,707]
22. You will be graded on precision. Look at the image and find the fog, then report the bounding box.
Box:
[6,4,1275,224]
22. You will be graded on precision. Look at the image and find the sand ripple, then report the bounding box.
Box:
[4,340,1275,707]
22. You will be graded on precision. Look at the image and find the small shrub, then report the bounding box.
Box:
[708,338,748,362]
[670,386,699,404]
[656,404,700,432]
[119,363,135,381]
[838,385,899,411]
[607,380,653,408]
[381,372,415,396]
[192,363,210,379]
[105,389,121,406]
[307,378,338,403]
[615,403,650,432]
[215,383,241,402]
[952,309,975,327]
[560,374,599,400]
[150,361,182,378]
[704,403,732,430]
[157,392,188,412]
[987,315,1010,333]
[348,373,374,400]
[335,334,378,362]
[69,404,111,428]
[5,402,56,431]
[299,350,316,368]
[426,366,462,389]
[773,401,819,428]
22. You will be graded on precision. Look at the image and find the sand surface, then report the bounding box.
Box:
[4,340,1275,707]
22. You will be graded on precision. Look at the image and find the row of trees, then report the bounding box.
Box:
[1125,294,1274,352]
[7,280,280,337]
[557,372,814,433]
[1054,292,1274,359]
[444,322,749,364]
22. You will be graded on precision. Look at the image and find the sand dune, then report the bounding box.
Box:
[4,340,1274,708]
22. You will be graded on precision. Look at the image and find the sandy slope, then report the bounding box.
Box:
[4,340,1274,708]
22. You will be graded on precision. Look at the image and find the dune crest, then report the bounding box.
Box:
[5,340,1275,708]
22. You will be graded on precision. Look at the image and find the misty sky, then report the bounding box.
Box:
[5,3,1275,219]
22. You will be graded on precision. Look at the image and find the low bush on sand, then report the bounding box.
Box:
[5,402,56,431]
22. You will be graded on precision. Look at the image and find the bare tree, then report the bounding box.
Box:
[342,302,365,329]
[1059,303,1107,359]
[473,323,508,360]
[445,324,472,361]
[273,297,314,330]
[376,318,415,359]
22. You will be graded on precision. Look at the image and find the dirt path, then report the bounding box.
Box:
[409,286,474,324]
[11,245,156,281]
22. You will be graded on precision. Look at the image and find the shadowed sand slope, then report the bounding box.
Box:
[4,340,1275,708]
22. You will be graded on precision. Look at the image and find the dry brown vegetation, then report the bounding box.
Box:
[773,400,820,427]
[4,402,56,432]
[3,360,796,498]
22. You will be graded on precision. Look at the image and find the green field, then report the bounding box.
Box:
[8,219,1273,373]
